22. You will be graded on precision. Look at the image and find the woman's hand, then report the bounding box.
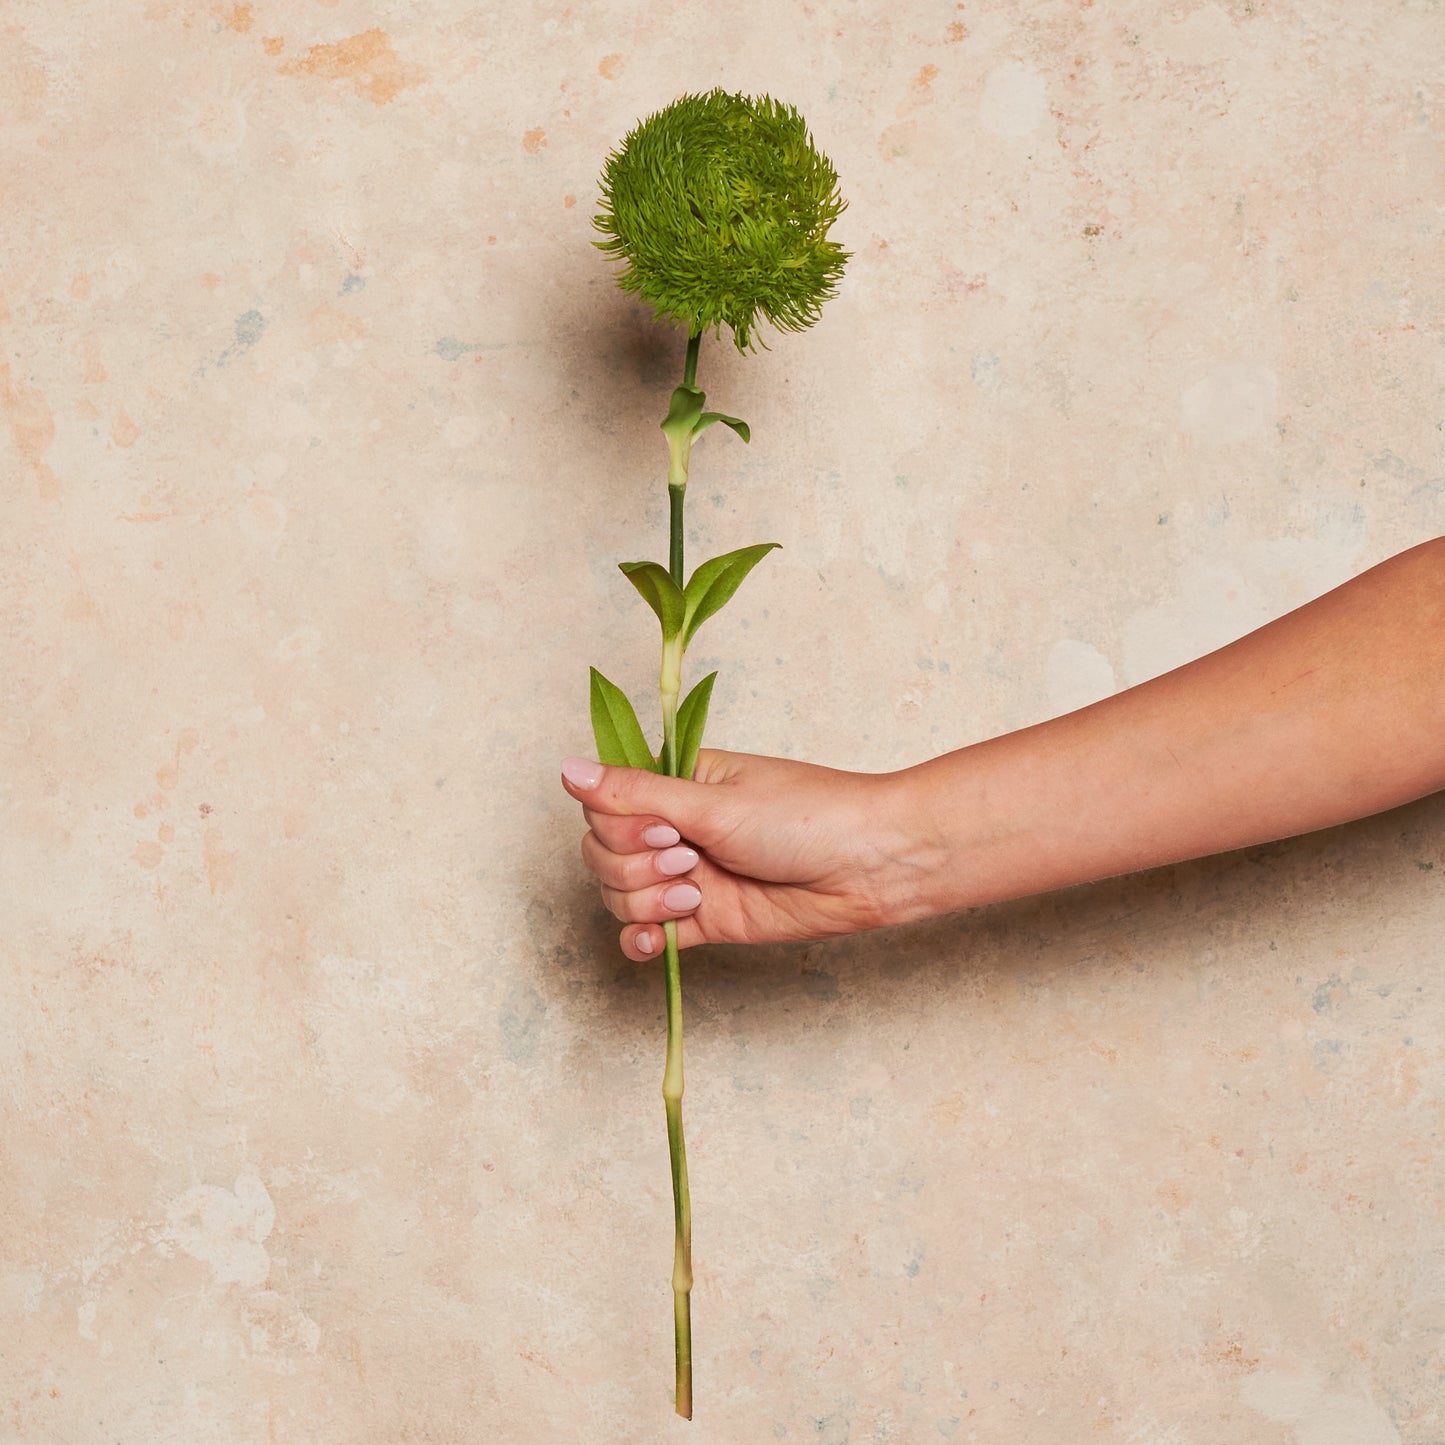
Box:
[560,750,932,962]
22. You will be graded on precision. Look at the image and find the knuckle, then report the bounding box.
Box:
[634,852,665,890]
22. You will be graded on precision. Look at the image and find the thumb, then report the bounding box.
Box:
[559,757,713,835]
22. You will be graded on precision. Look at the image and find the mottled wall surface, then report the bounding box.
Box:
[2,2,1442,1441]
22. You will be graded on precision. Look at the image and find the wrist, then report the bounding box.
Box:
[876,738,1047,925]
[870,760,969,928]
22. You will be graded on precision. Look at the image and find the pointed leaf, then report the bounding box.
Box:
[681,542,780,648]
[589,667,658,772]
[675,672,717,781]
[619,560,685,640]
[694,412,751,444]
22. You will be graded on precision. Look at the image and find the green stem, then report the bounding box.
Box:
[669,485,685,590]
[660,662,680,780]
[662,327,700,1419]
[670,332,700,587]
[662,919,692,1419]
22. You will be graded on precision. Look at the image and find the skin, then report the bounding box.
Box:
[562,537,1445,962]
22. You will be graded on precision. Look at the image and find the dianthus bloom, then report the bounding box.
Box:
[593,89,850,352]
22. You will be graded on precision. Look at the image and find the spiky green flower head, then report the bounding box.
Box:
[594,90,849,353]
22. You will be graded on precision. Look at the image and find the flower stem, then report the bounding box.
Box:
[662,919,692,1419]
[661,328,700,1419]
[669,331,700,587]
[660,647,681,780]
[669,485,685,587]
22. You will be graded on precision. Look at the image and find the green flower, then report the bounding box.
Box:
[594,89,850,352]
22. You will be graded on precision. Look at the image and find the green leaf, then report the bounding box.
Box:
[675,672,717,781]
[660,383,706,440]
[694,412,751,444]
[619,561,685,639]
[589,667,658,772]
[681,542,780,648]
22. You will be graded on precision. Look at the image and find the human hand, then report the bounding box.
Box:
[560,750,929,961]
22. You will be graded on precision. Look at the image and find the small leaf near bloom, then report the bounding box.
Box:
[594,90,850,353]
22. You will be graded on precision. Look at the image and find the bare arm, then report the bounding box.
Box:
[563,537,1445,959]
[894,536,1445,918]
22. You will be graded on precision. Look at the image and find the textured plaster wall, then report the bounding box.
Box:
[2,2,1443,1441]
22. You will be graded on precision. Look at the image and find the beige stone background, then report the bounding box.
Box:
[2,0,1443,1441]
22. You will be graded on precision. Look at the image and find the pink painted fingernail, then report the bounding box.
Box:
[561,757,603,789]
[662,882,701,912]
[643,824,680,848]
[656,845,699,877]
[636,930,656,956]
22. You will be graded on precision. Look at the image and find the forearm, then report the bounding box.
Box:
[890,538,1445,918]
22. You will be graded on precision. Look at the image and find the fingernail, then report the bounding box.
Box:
[636,930,656,956]
[561,757,603,790]
[656,845,699,877]
[662,882,702,912]
[643,824,680,849]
